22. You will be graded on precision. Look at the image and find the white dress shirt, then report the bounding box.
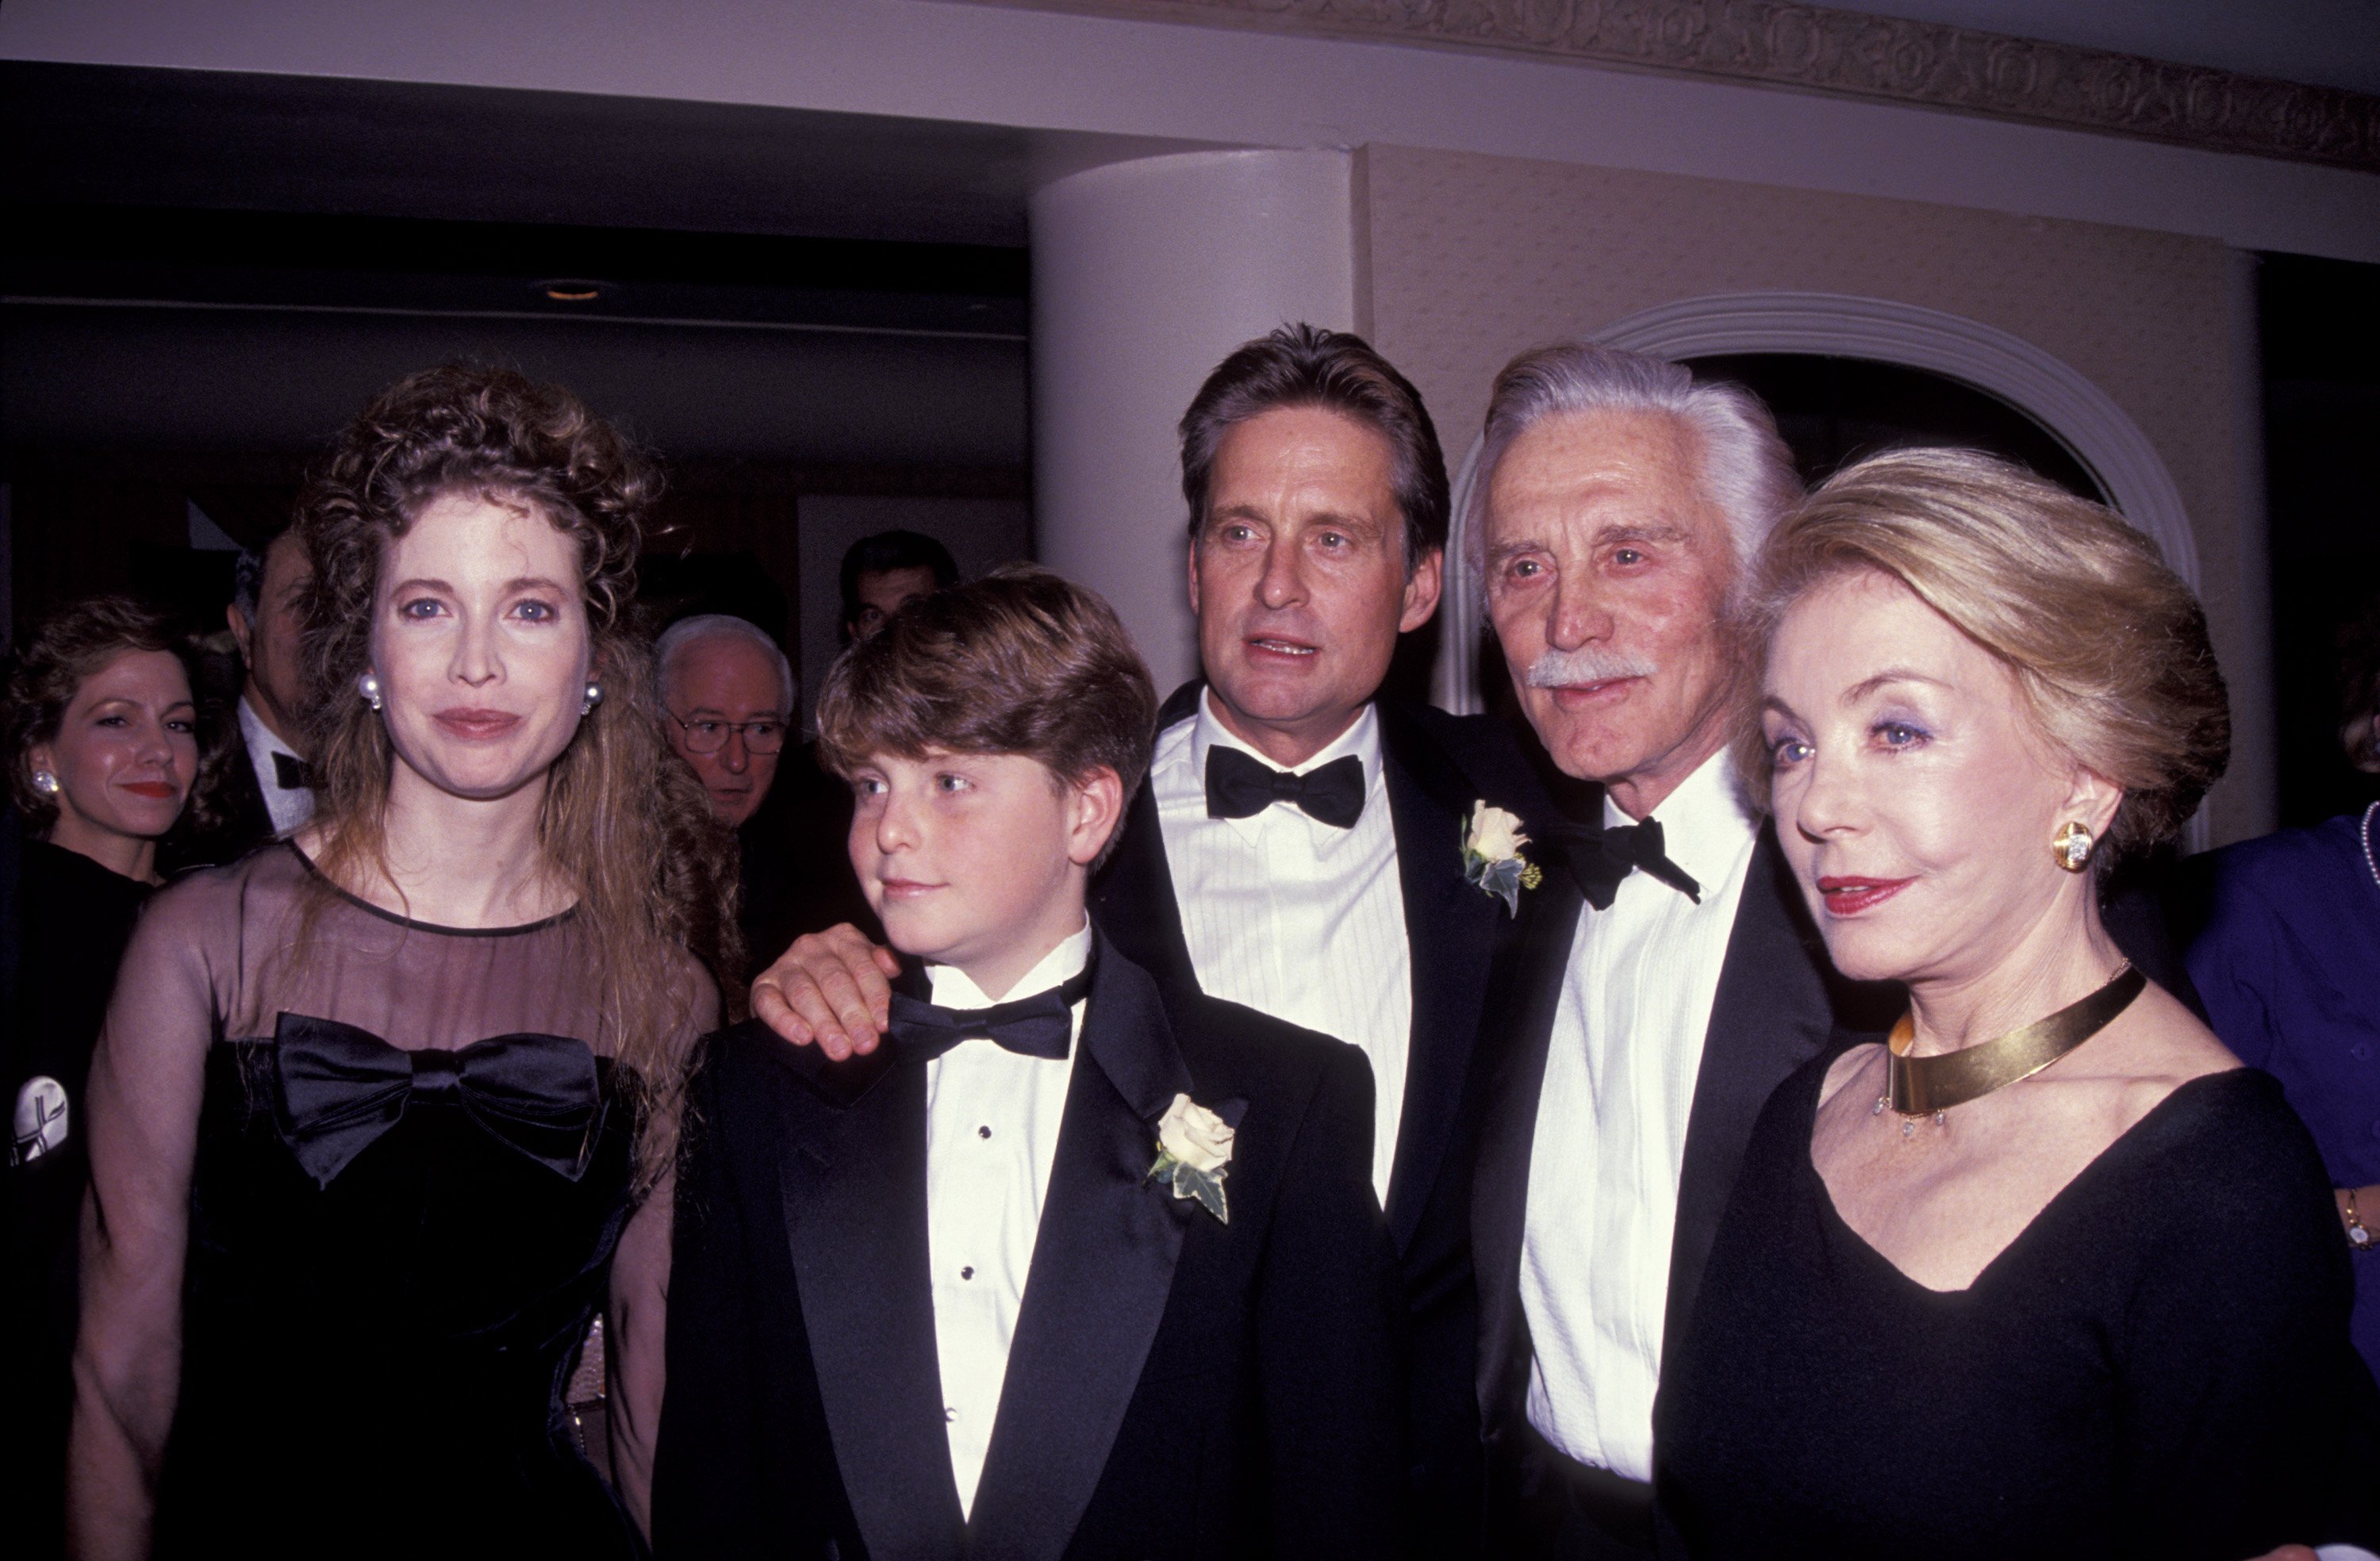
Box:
[1518,750,1759,1483]
[1150,690,1411,1201]
[238,696,314,836]
[923,921,1091,1518]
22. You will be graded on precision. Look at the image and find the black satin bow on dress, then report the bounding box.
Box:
[1203,747,1366,829]
[272,1012,601,1188]
[1547,819,1703,911]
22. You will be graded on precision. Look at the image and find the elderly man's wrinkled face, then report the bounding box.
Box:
[663,634,791,828]
[1187,405,1441,766]
[1483,408,1744,819]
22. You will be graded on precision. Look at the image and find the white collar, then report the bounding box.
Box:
[1601,748,1756,885]
[1187,686,1383,786]
[239,697,305,775]
[927,918,1093,1010]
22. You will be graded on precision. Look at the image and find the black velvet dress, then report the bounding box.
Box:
[1657,1050,2380,1559]
[3,838,152,1555]
[83,844,706,1560]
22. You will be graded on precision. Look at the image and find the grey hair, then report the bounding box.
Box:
[1462,342,1801,600]
[653,613,796,711]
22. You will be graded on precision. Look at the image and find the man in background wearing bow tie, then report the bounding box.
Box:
[175,520,317,869]
[751,324,1549,1555]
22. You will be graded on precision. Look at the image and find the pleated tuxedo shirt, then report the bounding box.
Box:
[921,921,1091,1517]
[1149,692,1411,1202]
[1519,751,1758,1483]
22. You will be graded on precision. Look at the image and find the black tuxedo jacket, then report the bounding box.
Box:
[1089,684,1549,1551]
[1470,821,1858,1534]
[653,944,1409,1561]
[161,723,279,876]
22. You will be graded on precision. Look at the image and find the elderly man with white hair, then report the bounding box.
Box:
[656,613,877,978]
[1460,343,1853,1559]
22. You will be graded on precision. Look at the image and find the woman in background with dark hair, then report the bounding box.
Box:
[2,595,215,1557]
[2186,590,2380,1383]
[69,364,733,1559]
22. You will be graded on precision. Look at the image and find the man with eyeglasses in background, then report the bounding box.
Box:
[656,612,877,980]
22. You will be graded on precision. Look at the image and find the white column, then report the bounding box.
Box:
[1030,149,1355,695]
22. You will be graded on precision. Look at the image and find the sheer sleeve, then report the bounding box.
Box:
[66,879,226,1559]
[604,953,719,1537]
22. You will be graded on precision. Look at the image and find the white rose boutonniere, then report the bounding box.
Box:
[1462,801,1543,917]
[1147,1092,1234,1224]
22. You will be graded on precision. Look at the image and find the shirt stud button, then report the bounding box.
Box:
[945,1407,957,1422]
[961,1265,975,1280]
[978,1125,992,1139]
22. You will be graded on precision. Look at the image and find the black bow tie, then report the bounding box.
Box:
[272,1013,601,1188]
[887,962,1095,1063]
[272,750,316,792]
[1552,819,1703,911]
[1204,747,1365,830]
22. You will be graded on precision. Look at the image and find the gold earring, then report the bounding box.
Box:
[2052,821,2094,873]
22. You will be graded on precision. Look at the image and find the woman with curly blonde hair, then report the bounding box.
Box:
[70,365,733,1558]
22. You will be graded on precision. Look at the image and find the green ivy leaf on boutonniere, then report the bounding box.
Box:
[1146,1091,1232,1225]
[1462,801,1543,918]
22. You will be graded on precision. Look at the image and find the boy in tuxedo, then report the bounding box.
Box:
[653,566,1408,1561]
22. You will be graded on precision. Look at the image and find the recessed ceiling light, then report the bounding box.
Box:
[535,278,612,303]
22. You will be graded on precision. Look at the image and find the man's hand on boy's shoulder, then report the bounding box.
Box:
[750,923,903,1060]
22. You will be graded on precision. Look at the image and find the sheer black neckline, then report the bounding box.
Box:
[283,840,582,938]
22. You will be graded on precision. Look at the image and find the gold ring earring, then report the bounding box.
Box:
[2052,821,2094,873]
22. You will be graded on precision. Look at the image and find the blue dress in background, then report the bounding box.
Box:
[2186,804,2380,1379]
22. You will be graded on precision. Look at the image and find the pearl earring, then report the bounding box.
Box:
[33,770,60,796]
[358,672,384,711]
[580,682,603,716]
[2052,821,2094,873]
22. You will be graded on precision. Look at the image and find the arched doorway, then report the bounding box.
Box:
[1433,292,2207,844]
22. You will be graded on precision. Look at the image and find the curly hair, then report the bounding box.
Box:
[1737,448,2229,872]
[2339,591,2380,775]
[3,594,234,841]
[293,362,736,1184]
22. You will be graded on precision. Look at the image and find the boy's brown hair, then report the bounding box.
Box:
[815,564,1159,869]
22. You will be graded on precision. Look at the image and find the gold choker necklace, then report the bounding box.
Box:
[1876,963,2146,1137]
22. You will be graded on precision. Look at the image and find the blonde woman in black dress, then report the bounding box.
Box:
[70,366,733,1558]
[1657,451,2376,1559]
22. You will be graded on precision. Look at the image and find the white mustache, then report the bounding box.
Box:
[1523,646,1657,688]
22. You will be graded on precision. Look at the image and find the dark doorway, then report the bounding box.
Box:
[2258,251,2380,829]
[1680,354,2106,501]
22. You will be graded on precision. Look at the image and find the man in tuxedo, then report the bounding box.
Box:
[171,522,314,867]
[655,568,1407,1559]
[1461,344,1859,1557]
[750,324,1548,1552]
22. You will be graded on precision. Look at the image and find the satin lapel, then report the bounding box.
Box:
[1660,825,1837,1358]
[774,1055,968,1561]
[1470,868,1584,1425]
[965,953,1196,1561]
[1088,764,1200,992]
[1377,704,1503,1252]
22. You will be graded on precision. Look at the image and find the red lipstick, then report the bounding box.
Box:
[1815,876,1915,915]
[121,780,179,800]
[433,708,523,741]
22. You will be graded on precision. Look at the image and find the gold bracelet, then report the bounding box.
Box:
[2349,1188,2373,1252]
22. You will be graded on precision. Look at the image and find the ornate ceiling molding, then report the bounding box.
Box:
[969,0,2379,171]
